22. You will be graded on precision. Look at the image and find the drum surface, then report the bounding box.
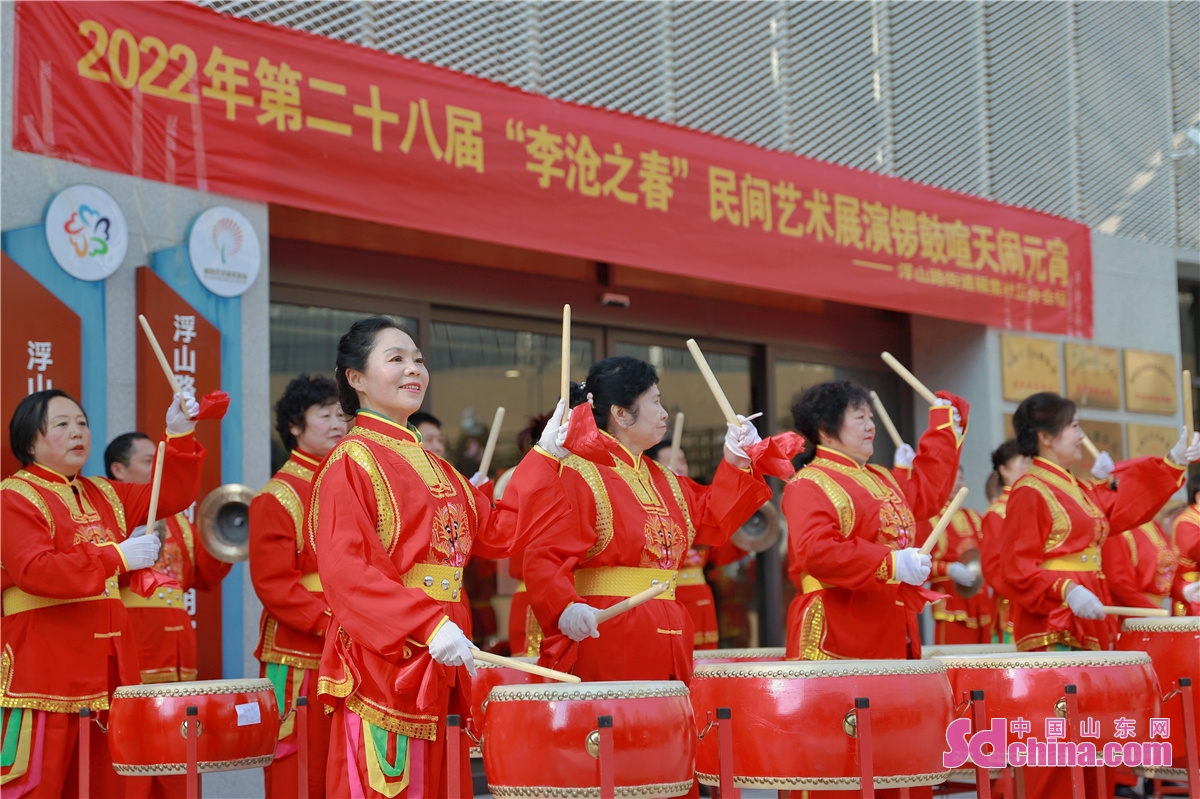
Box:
[691,659,953,790]
[467,657,544,757]
[109,678,279,775]
[1117,616,1200,778]
[482,680,695,798]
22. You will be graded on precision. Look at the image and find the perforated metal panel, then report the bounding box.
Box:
[196,0,1195,250]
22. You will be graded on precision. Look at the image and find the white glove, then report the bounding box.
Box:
[893,548,932,586]
[1065,585,1106,621]
[537,399,570,460]
[1168,429,1200,466]
[946,561,977,587]
[469,471,488,488]
[1183,581,1200,605]
[165,393,199,435]
[117,535,161,570]
[893,443,915,469]
[1090,451,1114,481]
[724,414,763,460]
[558,602,600,641]
[428,621,477,676]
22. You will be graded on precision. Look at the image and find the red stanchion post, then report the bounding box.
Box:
[969,690,993,799]
[715,707,740,799]
[855,697,875,799]
[78,709,91,799]
[297,696,309,799]
[447,714,461,799]
[1062,685,1084,799]
[185,705,199,799]
[598,715,615,799]
[1180,678,1199,790]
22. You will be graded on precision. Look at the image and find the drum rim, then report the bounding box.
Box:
[921,644,1018,658]
[693,647,788,660]
[487,680,689,702]
[112,678,273,698]
[489,778,695,798]
[1121,616,1200,632]
[691,659,946,679]
[934,651,1153,669]
[112,754,274,775]
[694,769,948,790]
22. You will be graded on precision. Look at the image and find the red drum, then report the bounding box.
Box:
[1117,616,1200,779]
[934,651,1161,749]
[467,656,545,757]
[691,659,954,791]
[482,680,695,798]
[922,643,1016,659]
[692,647,785,667]
[109,678,279,775]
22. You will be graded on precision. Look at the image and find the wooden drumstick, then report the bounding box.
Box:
[919,487,969,556]
[667,412,684,472]
[686,339,739,427]
[560,304,572,406]
[139,314,184,397]
[144,441,167,545]
[1101,606,1169,618]
[1081,434,1102,461]
[472,650,581,683]
[881,352,940,407]
[1184,369,1194,442]
[594,583,671,624]
[869,391,904,449]
[476,407,505,481]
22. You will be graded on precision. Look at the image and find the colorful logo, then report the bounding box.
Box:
[63,204,113,258]
[44,185,128,281]
[188,207,260,297]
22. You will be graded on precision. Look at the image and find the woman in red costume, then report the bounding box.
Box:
[524,356,777,683]
[926,466,994,644]
[1,389,204,798]
[783,379,967,662]
[978,439,1031,643]
[311,317,551,798]
[1001,392,1198,799]
[1173,473,1200,614]
[250,374,347,799]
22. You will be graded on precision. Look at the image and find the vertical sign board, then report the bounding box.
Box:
[137,267,224,680]
[1,254,82,478]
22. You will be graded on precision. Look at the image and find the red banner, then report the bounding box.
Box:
[14,1,1093,336]
[1,254,83,479]
[136,267,224,680]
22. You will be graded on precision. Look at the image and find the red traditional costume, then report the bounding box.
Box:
[504,551,542,657]
[1102,521,1177,611]
[124,511,230,799]
[926,506,994,644]
[783,401,964,661]
[1173,503,1200,615]
[249,449,331,799]
[311,412,547,799]
[677,542,746,650]
[0,433,203,799]
[524,410,771,683]
[979,488,1016,642]
[1002,456,1186,653]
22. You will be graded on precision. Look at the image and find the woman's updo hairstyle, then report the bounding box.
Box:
[335,316,410,417]
[1012,392,1075,458]
[990,439,1022,486]
[791,380,871,467]
[569,356,659,433]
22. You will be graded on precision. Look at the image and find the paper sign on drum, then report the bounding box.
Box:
[44,185,128,281]
[188,207,261,297]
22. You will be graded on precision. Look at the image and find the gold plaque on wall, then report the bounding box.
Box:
[1072,420,1124,480]
[1126,423,1177,459]
[1064,343,1120,409]
[1001,335,1061,402]
[1123,350,1177,415]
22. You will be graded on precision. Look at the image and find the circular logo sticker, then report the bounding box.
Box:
[44,185,128,281]
[188,207,261,298]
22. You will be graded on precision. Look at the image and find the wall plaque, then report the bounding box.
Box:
[1001,334,1061,402]
[1123,350,1177,415]
[1064,343,1120,410]
[1126,423,1177,460]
